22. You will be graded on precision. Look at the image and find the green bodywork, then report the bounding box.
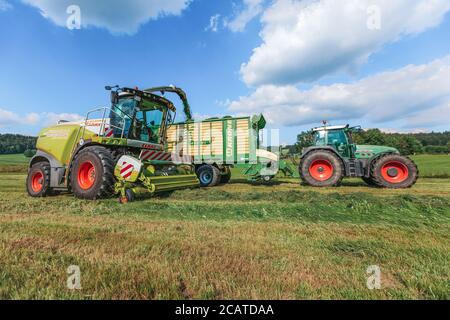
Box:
[311,126,400,159]
[168,113,298,181]
[354,145,399,159]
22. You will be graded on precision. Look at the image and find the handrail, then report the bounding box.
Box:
[79,106,132,142]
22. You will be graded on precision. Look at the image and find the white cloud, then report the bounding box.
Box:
[224,0,265,32]
[229,56,450,129]
[22,0,192,34]
[379,128,430,134]
[42,113,84,126]
[205,14,221,32]
[0,0,12,11]
[241,0,450,86]
[0,109,39,127]
[0,109,83,128]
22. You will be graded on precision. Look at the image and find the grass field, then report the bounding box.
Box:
[0,154,449,299]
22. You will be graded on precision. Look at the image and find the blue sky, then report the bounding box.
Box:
[0,0,450,144]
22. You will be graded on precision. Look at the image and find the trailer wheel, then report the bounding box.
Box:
[299,150,344,187]
[26,162,52,197]
[70,146,115,200]
[219,167,232,184]
[261,175,274,183]
[196,165,221,187]
[371,154,418,189]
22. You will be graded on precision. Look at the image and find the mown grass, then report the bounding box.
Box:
[0,173,449,300]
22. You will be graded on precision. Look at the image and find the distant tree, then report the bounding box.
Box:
[0,134,37,154]
[295,131,314,153]
[24,149,36,158]
[354,129,387,146]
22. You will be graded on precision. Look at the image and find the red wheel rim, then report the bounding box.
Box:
[381,161,409,183]
[78,161,96,190]
[309,159,334,181]
[31,171,44,192]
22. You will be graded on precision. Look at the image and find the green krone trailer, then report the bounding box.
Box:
[166,115,298,187]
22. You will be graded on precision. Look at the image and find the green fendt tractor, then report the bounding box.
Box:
[26,86,199,203]
[299,124,418,188]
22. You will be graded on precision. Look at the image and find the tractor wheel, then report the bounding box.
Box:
[196,164,221,187]
[219,167,232,184]
[299,150,344,187]
[26,162,52,197]
[70,146,115,200]
[371,154,418,189]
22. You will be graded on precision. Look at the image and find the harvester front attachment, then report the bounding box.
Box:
[114,155,198,203]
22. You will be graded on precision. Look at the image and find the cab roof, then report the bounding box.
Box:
[119,87,176,112]
[312,125,349,132]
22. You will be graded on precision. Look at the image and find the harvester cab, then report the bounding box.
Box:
[26,86,199,203]
[299,123,418,189]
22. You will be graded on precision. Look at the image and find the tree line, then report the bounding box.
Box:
[0,131,449,156]
[0,134,37,155]
[293,129,450,155]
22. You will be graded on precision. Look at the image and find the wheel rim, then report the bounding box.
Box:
[200,171,212,184]
[31,171,44,192]
[78,161,96,190]
[381,161,409,183]
[309,159,334,181]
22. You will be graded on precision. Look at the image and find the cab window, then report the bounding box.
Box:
[313,130,326,146]
[110,97,136,137]
[131,107,164,143]
[327,130,347,145]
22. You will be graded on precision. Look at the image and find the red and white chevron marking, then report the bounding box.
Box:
[120,162,134,179]
[140,150,172,161]
[104,127,114,138]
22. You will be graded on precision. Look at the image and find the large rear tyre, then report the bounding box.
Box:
[371,154,418,189]
[70,146,115,200]
[196,164,221,187]
[299,150,344,187]
[26,162,52,197]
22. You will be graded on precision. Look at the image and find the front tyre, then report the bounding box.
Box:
[26,162,52,197]
[300,150,344,187]
[371,154,418,189]
[70,146,115,200]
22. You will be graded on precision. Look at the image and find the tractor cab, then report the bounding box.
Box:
[107,87,176,146]
[311,125,360,158]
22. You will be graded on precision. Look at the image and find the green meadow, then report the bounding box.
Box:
[0,154,448,299]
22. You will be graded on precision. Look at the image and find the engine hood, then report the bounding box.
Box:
[355,145,399,157]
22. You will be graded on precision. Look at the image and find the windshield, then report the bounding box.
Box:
[110,97,137,137]
[109,95,167,143]
[313,130,327,146]
[313,130,347,146]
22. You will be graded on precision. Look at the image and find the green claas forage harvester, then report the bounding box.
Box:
[26,86,199,203]
[299,124,418,188]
